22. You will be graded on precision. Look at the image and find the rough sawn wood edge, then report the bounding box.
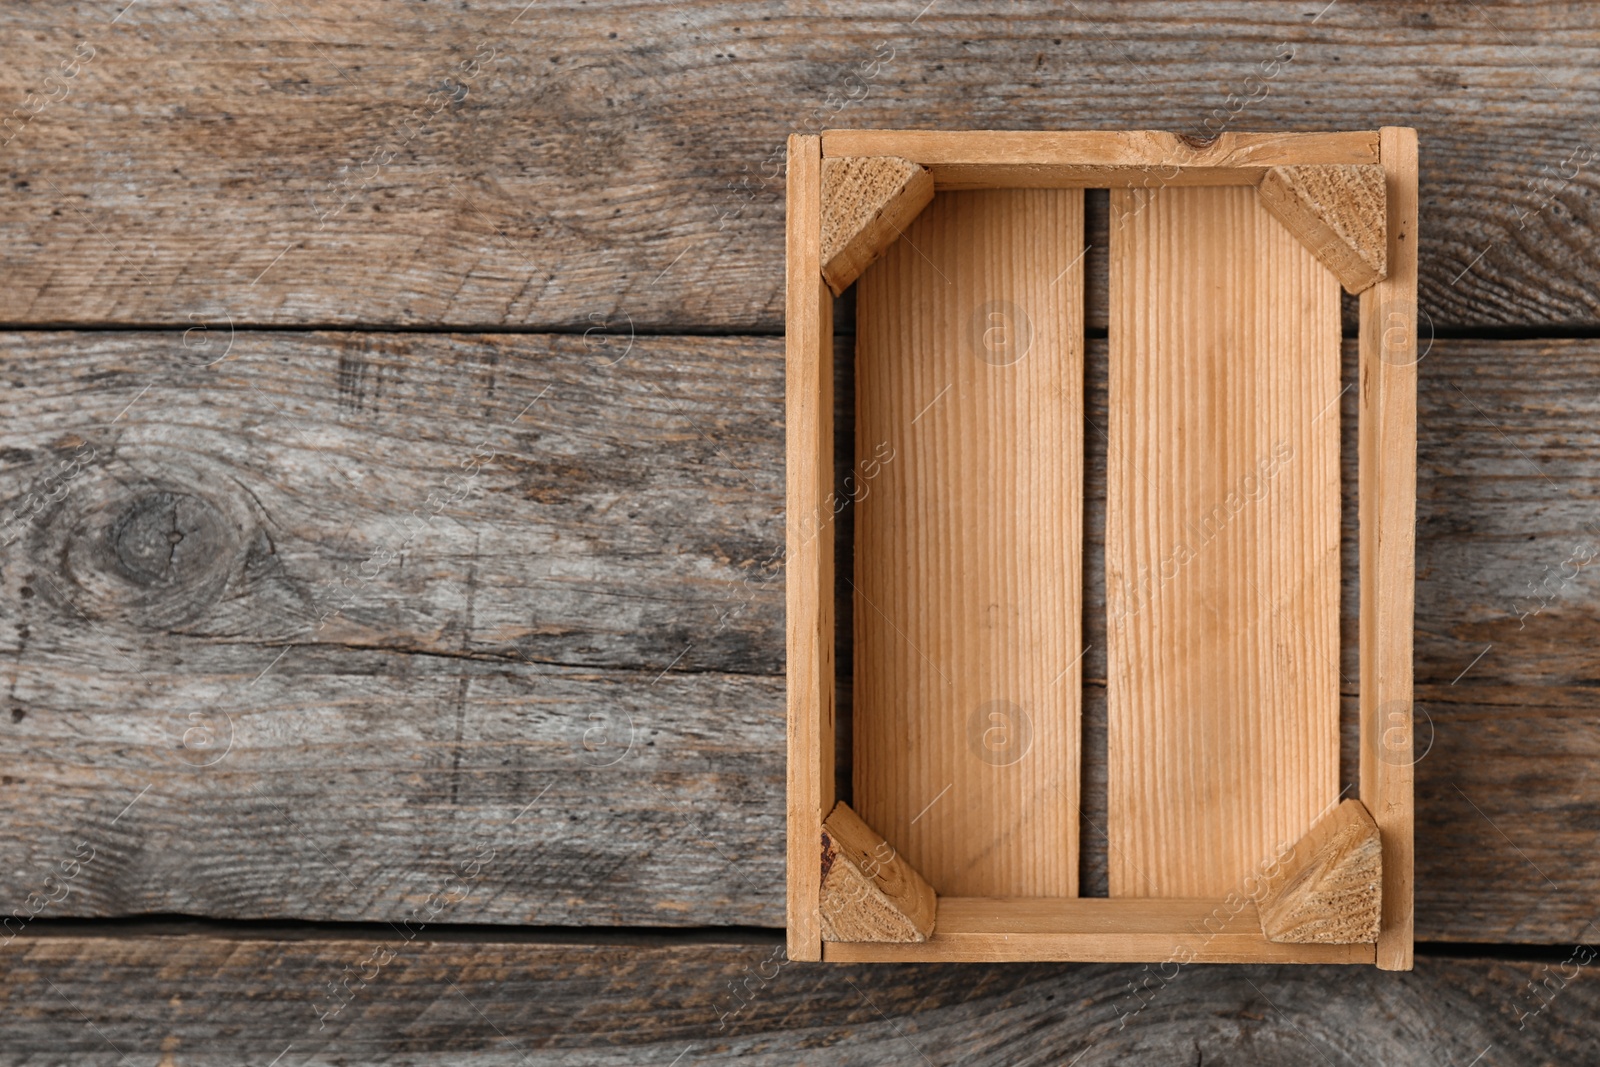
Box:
[819,802,937,943]
[1259,799,1383,944]
[819,155,934,296]
[1258,163,1389,293]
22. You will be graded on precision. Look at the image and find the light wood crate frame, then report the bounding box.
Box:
[785,129,1417,969]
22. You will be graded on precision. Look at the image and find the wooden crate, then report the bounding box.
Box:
[786,129,1417,968]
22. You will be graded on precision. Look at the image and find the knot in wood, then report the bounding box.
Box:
[110,491,232,588]
[45,477,255,630]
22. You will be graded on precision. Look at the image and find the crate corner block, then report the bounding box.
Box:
[819,155,934,296]
[1259,799,1383,945]
[819,802,936,944]
[1258,162,1388,294]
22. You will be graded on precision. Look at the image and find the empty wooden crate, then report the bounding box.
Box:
[786,130,1417,968]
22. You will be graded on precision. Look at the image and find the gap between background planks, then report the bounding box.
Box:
[1360,126,1420,971]
[1105,184,1342,898]
[853,188,1085,897]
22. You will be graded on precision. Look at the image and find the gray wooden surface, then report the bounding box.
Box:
[3,931,1594,1066]
[2,1,1599,332]
[3,1,1599,1064]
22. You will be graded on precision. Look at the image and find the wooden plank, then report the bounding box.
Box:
[5,330,1600,941]
[5,932,1592,1064]
[1413,687,1600,943]
[822,130,1379,188]
[853,189,1084,897]
[1359,126,1419,971]
[0,329,788,927]
[784,134,832,962]
[824,898,1372,964]
[3,3,1600,331]
[1106,186,1342,898]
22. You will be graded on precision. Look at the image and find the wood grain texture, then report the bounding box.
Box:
[1360,126,1420,971]
[1259,798,1382,944]
[819,801,936,943]
[1258,164,1388,293]
[1064,333,1600,943]
[3,2,1600,330]
[1,933,1594,1065]
[1106,185,1342,898]
[784,133,832,961]
[824,898,1372,964]
[5,331,1600,942]
[823,129,1379,188]
[819,156,934,295]
[854,189,1084,898]
[0,329,788,927]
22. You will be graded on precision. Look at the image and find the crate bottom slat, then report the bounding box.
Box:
[821,898,1376,964]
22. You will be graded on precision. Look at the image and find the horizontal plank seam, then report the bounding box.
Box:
[8,918,783,946]
[215,640,785,678]
[5,920,1586,962]
[7,323,1600,342]
[0,322,791,338]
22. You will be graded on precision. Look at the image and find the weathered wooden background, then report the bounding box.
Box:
[3,1,1598,1063]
